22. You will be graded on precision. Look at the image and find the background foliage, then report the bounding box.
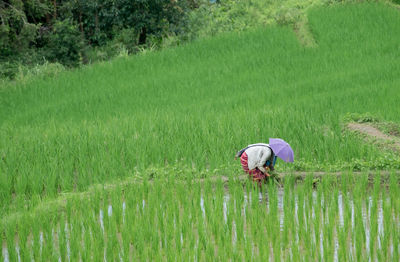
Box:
[0,0,195,79]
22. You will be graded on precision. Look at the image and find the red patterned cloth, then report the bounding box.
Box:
[240,152,270,183]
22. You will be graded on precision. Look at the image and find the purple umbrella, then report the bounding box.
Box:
[269,138,294,163]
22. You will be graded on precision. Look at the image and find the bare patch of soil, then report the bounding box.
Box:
[347,122,400,151]
[348,123,393,140]
[384,123,400,138]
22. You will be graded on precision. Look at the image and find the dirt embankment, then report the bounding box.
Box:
[347,122,400,152]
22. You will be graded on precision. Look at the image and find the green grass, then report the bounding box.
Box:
[0,3,400,216]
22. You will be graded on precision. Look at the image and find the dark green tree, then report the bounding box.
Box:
[45,18,83,67]
[0,0,197,79]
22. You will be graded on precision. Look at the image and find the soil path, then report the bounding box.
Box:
[293,17,317,48]
[347,122,400,151]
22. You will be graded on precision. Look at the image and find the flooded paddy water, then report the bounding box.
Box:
[1,173,399,261]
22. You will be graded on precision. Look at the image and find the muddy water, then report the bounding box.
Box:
[1,189,390,262]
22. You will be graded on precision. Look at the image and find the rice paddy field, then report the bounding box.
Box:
[1,173,400,261]
[1,2,400,261]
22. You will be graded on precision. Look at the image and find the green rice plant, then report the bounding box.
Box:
[314,177,323,261]
[380,193,391,261]
[282,175,295,259]
[392,209,399,262]
[266,182,281,262]
[92,212,104,261]
[57,214,67,262]
[0,225,3,262]
[389,171,399,223]
[323,182,336,262]
[120,215,131,261]
[69,214,82,261]
[352,173,366,261]
[368,173,381,261]
[81,214,93,262]
[105,218,119,262]
[226,190,235,248]
[42,217,57,261]
[305,174,317,259]
[161,208,173,258]
[389,171,400,261]
[337,220,346,261]
[31,218,41,261]
[17,216,32,262]
[134,208,148,259]
[319,175,329,261]
[111,186,123,232]
[235,200,245,249]
[337,174,352,262]
[5,221,17,262]
[101,191,111,234]
[295,177,306,258]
